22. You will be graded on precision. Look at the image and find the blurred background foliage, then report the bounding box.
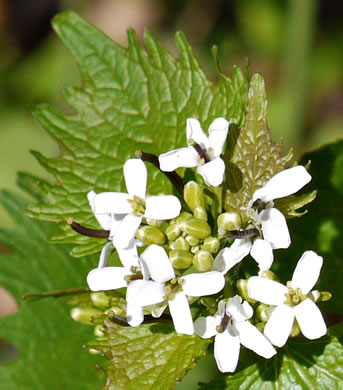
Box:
[0,0,343,228]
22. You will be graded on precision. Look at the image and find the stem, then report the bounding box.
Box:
[136,150,185,196]
[67,218,109,239]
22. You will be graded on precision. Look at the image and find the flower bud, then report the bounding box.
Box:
[183,218,211,239]
[256,304,270,322]
[176,212,193,229]
[94,325,105,337]
[184,181,206,212]
[136,225,166,246]
[165,223,181,241]
[174,236,190,251]
[145,218,164,228]
[105,306,124,316]
[185,234,200,246]
[90,292,110,309]
[193,250,213,272]
[319,291,332,301]
[191,245,200,254]
[169,249,193,269]
[261,270,279,282]
[236,279,257,304]
[202,236,220,253]
[70,307,102,325]
[217,212,241,235]
[193,206,207,221]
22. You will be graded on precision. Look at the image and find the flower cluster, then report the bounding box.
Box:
[73,117,330,373]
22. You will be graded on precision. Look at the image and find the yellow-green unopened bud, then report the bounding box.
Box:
[90,292,110,309]
[145,218,164,228]
[174,236,190,251]
[217,212,242,234]
[185,235,200,246]
[256,304,270,322]
[136,225,166,246]
[71,307,102,325]
[183,218,211,239]
[176,212,193,229]
[169,249,193,269]
[165,223,181,241]
[193,206,207,221]
[94,325,105,337]
[184,181,206,210]
[193,250,213,272]
[202,236,220,253]
[320,291,332,302]
[290,319,301,338]
[261,270,279,282]
[191,245,200,254]
[236,279,256,304]
[105,306,124,316]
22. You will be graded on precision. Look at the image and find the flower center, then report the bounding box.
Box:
[163,277,184,300]
[284,283,307,306]
[124,266,143,284]
[188,139,211,164]
[216,313,231,333]
[128,195,146,216]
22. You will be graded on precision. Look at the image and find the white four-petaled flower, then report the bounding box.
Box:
[88,159,181,249]
[158,118,229,187]
[213,166,312,274]
[126,244,225,335]
[194,295,276,373]
[247,250,327,347]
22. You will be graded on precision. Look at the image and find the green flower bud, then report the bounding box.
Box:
[183,218,211,239]
[256,304,270,322]
[185,234,200,246]
[145,218,164,228]
[165,223,181,241]
[191,245,200,254]
[217,212,242,235]
[174,236,190,251]
[193,206,207,221]
[290,318,301,338]
[169,249,193,269]
[236,279,257,304]
[202,236,220,253]
[319,291,332,301]
[136,225,166,246]
[105,306,124,316]
[184,181,207,221]
[193,250,213,272]
[176,212,193,229]
[90,292,110,309]
[94,325,105,337]
[70,307,102,325]
[261,270,279,282]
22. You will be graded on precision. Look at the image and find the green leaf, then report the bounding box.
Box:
[274,140,343,313]
[25,10,249,257]
[198,324,343,390]
[223,74,293,214]
[87,319,210,390]
[0,191,104,389]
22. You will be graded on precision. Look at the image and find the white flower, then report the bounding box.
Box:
[194,295,276,373]
[247,250,327,347]
[87,241,146,327]
[89,159,181,249]
[158,118,229,187]
[126,244,225,335]
[213,166,312,274]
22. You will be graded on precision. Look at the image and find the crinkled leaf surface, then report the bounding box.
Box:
[26,10,249,257]
[88,320,210,390]
[0,191,104,389]
[198,324,343,390]
[274,140,343,313]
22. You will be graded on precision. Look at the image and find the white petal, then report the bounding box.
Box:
[264,305,295,347]
[169,292,194,335]
[213,239,252,274]
[194,316,221,339]
[186,118,210,149]
[182,271,225,297]
[214,331,241,373]
[236,321,276,358]
[88,190,112,230]
[145,195,181,220]
[93,192,132,214]
[126,280,165,306]
[126,303,144,327]
[87,267,129,291]
[108,214,126,238]
[247,277,288,305]
[226,295,253,322]
[116,242,140,269]
[197,158,226,187]
[294,298,327,340]
[291,251,323,294]
[208,118,229,157]
[252,166,312,203]
[158,147,198,171]
[97,241,113,268]
[123,159,147,199]
[250,238,274,271]
[140,244,175,283]
[260,208,290,249]
[112,214,142,249]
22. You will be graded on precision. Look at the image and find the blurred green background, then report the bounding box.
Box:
[1,0,343,227]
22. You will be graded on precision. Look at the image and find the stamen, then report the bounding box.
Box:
[221,313,231,331]
[190,141,210,163]
[227,228,259,239]
[67,218,110,238]
[252,199,266,213]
